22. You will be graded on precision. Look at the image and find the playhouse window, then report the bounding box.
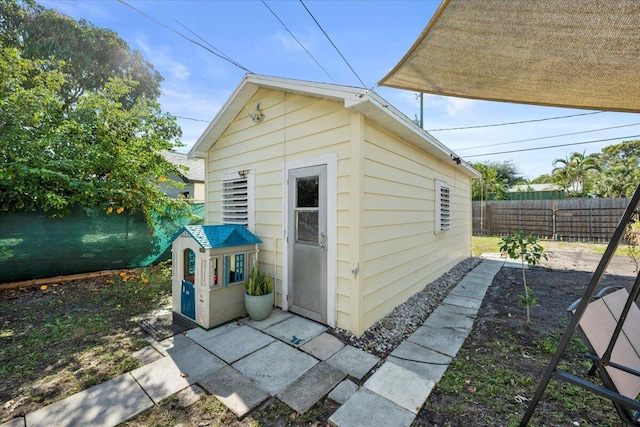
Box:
[435,180,451,232]
[183,248,196,283]
[222,170,255,231]
[210,257,219,288]
[224,252,246,286]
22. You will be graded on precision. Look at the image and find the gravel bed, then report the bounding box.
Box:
[329,257,482,358]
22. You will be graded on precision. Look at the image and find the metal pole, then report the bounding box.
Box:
[420,92,424,129]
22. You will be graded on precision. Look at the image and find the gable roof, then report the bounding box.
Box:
[171,225,262,249]
[189,74,479,178]
[161,150,205,182]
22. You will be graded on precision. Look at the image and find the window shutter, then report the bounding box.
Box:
[435,180,451,232]
[222,176,249,226]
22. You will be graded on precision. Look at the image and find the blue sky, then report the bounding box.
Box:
[40,0,640,179]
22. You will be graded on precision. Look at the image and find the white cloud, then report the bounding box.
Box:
[135,37,190,81]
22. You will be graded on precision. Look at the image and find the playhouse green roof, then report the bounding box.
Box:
[172,225,262,249]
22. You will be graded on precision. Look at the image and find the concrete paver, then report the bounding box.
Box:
[25,374,153,427]
[364,361,434,414]
[299,332,345,360]
[147,333,195,356]
[199,366,270,417]
[387,356,450,384]
[0,417,24,427]
[390,341,451,365]
[425,306,475,331]
[176,385,205,408]
[329,388,414,427]
[130,344,225,403]
[241,308,293,330]
[232,340,318,395]
[199,325,274,363]
[132,345,164,365]
[450,279,490,300]
[326,345,380,380]
[327,379,358,404]
[407,325,469,358]
[184,322,241,344]
[263,316,326,347]
[277,362,346,414]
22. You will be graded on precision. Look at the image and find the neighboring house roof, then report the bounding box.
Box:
[508,183,563,193]
[188,74,480,178]
[171,225,262,249]
[162,150,205,182]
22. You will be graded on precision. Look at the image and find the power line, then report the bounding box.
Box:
[116,0,252,73]
[299,0,368,88]
[174,20,243,70]
[174,115,209,123]
[427,111,605,132]
[261,0,336,83]
[457,122,640,152]
[464,134,640,158]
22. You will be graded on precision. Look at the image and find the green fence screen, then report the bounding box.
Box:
[0,204,204,283]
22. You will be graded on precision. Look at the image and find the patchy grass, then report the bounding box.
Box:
[0,263,172,422]
[472,236,502,256]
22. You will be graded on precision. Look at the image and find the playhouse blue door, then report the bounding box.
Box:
[181,280,195,319]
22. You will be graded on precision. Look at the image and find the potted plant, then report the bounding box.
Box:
[244,264,273,321]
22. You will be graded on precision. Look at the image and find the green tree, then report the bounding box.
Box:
[551,151,599,196]
[471,161,522,201]
[593,140,640,198]
[0,1,188,226]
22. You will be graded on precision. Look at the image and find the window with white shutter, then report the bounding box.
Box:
[435,180,451,233]
[222,170,254,231]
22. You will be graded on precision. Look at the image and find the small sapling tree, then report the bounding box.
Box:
[499,230,547,327]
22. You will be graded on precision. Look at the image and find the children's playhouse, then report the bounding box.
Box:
[170,224,262,329]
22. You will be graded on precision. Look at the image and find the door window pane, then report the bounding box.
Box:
[296,210,318,243]
[297,176,319,208]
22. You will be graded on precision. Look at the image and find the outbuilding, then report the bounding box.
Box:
[189,74,479,336]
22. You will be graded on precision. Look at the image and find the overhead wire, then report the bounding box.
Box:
[174,115,210,123]
[116,0,252,72]
[456,122,640,152]
[427,111,605,132]
[174,20,241,69]
[261,0,336,83]
[299,0,368,88]
[463,134,640,158]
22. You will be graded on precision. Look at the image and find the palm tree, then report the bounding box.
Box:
[552,151,599,195]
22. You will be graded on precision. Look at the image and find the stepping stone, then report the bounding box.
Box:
[425,306,474,331]
[387,356,450,384]
[198,325,274,363]
[442,294,482,311]
[232,341,318,395]
[407,326,468,358]
[241,308,293,330]
[328,379,358,404]
[184,322,241,344]
[199,366,270,417]
[0,417,24,427]
[277,362,346,414]
[132,345,163,365]
[176,384,205,408]
[147,333,195,356]
[264,316,326,347]
[450,280,490,301]
[300,332,345,360]
[131,344,225,403]
[364,361,434,414]
[329,388,414,427]
[390,341,452,365]
[25,374,153,427]
[326,345,379,380]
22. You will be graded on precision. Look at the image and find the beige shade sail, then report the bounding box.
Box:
[379,0,640,113]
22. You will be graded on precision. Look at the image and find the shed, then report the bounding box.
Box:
[189,74,480,336]
[170,224,262,328]
[161,150,206,203]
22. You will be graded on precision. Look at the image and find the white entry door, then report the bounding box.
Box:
[287,165,327,323]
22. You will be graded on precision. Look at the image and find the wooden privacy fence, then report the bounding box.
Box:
[473,198,632,242]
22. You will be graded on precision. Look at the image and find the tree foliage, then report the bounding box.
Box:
[471,161,522,201]
[593,140,640,198]
[0,0,188,226]
[551,151,599,196]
